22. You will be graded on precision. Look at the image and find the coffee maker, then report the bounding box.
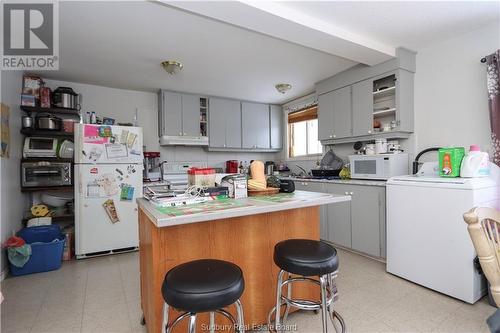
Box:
[143,152,161,182]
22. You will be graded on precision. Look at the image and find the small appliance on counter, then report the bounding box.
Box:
[265,161,275,175]
[21,161,72,187]
[52,87,80,110]
[349,153,409,180]
[23,137,58,158]
[226,160,239,173]
[279,179,295,193]
[143,152,161,182]
[36,113,62,131]
[220,174,247,199]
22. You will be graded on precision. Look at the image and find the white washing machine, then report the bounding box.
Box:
[386,162,500,303]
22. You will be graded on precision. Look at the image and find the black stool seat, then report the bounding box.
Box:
[274,239,338,276]
[162,259,245,313]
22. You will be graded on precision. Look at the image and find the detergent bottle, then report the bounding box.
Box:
[460,144,490,177]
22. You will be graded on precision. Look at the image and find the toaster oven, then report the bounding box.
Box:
[21,161,72,187]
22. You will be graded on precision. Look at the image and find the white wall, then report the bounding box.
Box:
[413,21,500,158]
[44,80,276,168]
[0,70,28,273]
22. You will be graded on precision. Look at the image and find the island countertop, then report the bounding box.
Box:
[137,190,350,228]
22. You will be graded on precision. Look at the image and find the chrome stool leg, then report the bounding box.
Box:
[209,311,216,333]
[162,302,169,333]
[188,313,197,333]
[268,271,346,333]
[235,299,245,333]
[163,299,244,333]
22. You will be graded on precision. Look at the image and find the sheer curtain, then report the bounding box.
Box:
[486,50,500,166]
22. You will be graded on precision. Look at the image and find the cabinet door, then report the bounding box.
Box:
[270,105,282,149]
[325,184,352,248]
[181,94,201,137]
[318,92,335,141]
[208,98,229,148]
[224,100,242,148]
[293,181,328,240]
[160,91,183,136]
[352,79,374,137]
[395,69,414,132]
[349,185,381,257]
[331,86,352,139]
[242,102,270,149]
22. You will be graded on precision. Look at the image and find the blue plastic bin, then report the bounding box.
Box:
[9,225,65,276]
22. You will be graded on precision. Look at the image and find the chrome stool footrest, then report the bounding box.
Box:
[267,270,345,333]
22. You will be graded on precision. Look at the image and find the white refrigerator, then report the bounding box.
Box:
[74,124,143,258]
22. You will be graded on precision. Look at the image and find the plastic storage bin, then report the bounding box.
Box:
[10,225,65,276]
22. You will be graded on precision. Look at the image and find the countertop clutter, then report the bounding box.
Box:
[137,190,350,227]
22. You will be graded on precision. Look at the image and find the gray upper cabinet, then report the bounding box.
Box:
[158,91,182,136]
[332,86,353,139]
[318,86,352,140]
[352,79,374,137]
[315,54,415,144]
[318,92,335,141]
[270,105,283,149]
[181,94,202,137]
[241,102,270,149]
[209,98,241,149]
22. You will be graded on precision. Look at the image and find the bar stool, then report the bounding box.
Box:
[161,259,245,333]
[268,239,345,333]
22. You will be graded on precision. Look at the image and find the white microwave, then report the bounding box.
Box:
[349,153,409,180]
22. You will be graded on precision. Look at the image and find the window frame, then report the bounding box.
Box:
[285,106,323,161]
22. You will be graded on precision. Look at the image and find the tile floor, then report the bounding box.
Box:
[1,249,496,333]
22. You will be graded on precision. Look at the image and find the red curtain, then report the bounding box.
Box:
[487,50,500,166]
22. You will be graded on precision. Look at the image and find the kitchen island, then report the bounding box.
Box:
[137,191,350,333]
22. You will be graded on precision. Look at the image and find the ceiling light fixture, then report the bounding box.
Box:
[161,60,183,75]
[275,83,292,94]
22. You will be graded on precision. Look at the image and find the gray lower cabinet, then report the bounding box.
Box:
[325,183,386,258]
[270,105,282,149]
[293,181,328,240]
[325,185,351,248]
[241,102,270,149]
[209,98,241,148]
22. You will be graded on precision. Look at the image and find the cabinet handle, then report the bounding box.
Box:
[179,132,182,136]
[304,182,308,186]
[329,135,333,138]
[350,192,354,195]
[183,132,186,136]
[368,130,372,134]
[344,192,348,195]
[333,135,336,138]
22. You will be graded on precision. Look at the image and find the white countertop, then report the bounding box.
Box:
[282,176,387,187]
[137,190,350,228]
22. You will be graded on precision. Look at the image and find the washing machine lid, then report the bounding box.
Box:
[387,173,497,189]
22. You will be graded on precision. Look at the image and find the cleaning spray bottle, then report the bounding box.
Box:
[460,144,490,178]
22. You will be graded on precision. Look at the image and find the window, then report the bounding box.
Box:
[288,105,322,158]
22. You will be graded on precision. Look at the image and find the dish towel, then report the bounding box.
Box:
[4,236,32,268]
